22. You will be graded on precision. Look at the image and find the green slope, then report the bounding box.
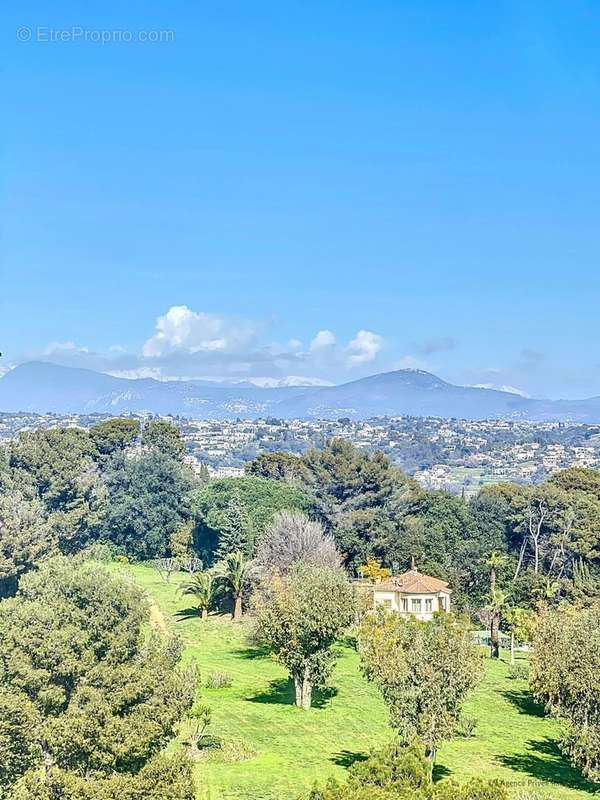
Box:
[118,564,597,800]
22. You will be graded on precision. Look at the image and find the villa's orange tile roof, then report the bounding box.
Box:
[376,569,451,594]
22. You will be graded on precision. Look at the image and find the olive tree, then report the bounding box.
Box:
[530,601,600,781]
[253,562,356,709]
[359,611,482,767]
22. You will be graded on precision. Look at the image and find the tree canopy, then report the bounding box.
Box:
[530,600,600,781]
[0,556,196,798]
[253,562,356,709]
[192,476,314,561]
[359,611,482,762]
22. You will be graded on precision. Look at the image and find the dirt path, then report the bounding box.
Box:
[149,602,168,634]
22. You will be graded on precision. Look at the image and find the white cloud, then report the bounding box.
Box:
[15,307,387,384]
[143,305,258,358]
[346,330,383,366]
[309,330,336,351]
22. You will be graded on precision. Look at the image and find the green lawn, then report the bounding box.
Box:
[117,564,598,800]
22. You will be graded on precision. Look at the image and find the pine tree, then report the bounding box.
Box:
[216,491,250,559]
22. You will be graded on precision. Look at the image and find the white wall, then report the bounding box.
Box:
[373,589,451,620]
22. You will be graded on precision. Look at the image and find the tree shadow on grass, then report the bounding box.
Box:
[330,750,369,768]
[501,689,546,718]
[497,737,598,793]
[432,763,452,782]
[230,644,272,660]
[247,678,338,709]
[175,606,202,622]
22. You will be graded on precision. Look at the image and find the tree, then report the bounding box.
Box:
[485,588,509,660]
[512,485,560,577]
[180,571,219,620]
[216,490,250,559]
[170,520,195,559]
[183,702,212,754]
[0,690,42,793]
[153,557,181,583]
[102,451,195,560]
[142,419,186,461]
[253,563,356,709]
[299,439,409,542]
[0,492,55,597]
[8,428,106,554]
[256,511,341,576]
[89,418,140,461]
[192,476,313,561]
[530,601,600,781]
[503,606,536,665]
[487,550,507,594]
[358,558,391,583]
[305,738,508,799]
[486,551,508,658]
[359,611,482,767]
[550,467,600,500]
[246,451,311,483]
[213,550,255,621]
[9,753,195,800]
[0,557,196,795]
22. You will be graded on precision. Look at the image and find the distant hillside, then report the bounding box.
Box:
[2,361,600,422]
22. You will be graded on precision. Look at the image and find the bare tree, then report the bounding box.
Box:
[152,557,180,583]
[514,489,556,579]
[180,556,203,575]
[256,510,341,576]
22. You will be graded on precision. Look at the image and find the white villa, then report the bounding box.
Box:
[373,565,451,621]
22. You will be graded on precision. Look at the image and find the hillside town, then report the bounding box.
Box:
[2,411,599,494]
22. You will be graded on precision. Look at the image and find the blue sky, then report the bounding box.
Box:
[2,1,600,397]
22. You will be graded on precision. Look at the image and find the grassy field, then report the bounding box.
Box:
[117,564,598,800]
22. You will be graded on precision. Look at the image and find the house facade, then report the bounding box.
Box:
[373,566,451,621]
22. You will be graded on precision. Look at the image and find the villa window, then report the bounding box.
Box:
[411,598,422,613]
[425,598,433,612]
[401,598,408,612]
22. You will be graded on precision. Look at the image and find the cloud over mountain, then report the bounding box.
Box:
[11,306,387,384]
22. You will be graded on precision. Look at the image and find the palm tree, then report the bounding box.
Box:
[180,571,218,620]
[214,551,255,621]
[486,551,508,594]
[486,588,508,659]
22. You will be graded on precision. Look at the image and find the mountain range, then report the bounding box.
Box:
[2,361,600,422]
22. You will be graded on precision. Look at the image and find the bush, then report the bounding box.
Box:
[507,662,529,680]
[217,737,257,762]
[205,671,233,689]
[115,554,129,564]
[75,543,113,564]
[454,715,478,738]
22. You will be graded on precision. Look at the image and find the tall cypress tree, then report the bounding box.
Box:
[216,491,250,559]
